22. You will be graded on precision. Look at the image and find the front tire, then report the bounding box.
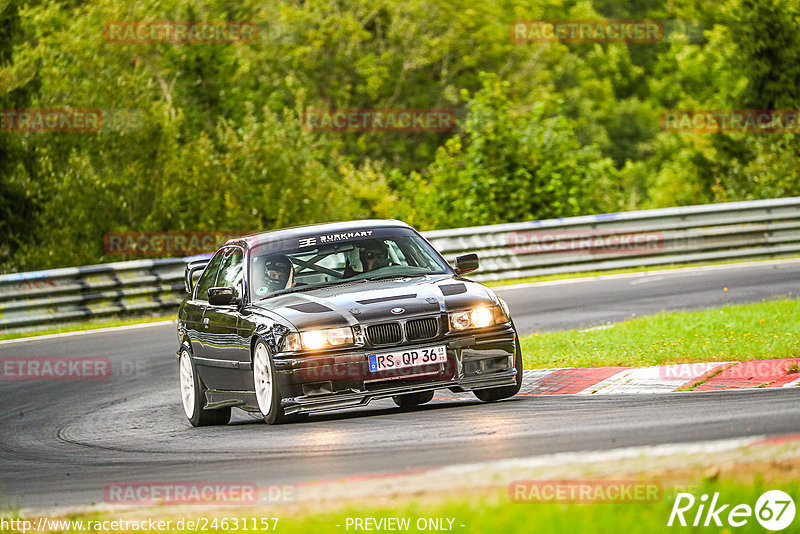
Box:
[473,336,523,402]
[253,340,289,425]
[179,347,231,427]
[392,390,435,409]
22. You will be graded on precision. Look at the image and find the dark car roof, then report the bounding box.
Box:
[225,219,414,248]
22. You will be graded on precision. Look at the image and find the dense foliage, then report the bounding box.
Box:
[1,0,798,271]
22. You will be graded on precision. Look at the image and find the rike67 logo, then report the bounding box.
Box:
[668,490,796,530]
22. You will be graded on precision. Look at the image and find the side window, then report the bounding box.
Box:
[216,248,244,298]
[194,249,226,301]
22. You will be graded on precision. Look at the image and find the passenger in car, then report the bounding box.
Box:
[343,240,390,277]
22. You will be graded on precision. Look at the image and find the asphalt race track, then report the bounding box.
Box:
[1,260,799,508]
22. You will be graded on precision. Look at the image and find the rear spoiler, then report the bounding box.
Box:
[184,259,210,293]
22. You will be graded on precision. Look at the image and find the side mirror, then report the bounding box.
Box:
[208,286,236,306]
[454,253,479,275]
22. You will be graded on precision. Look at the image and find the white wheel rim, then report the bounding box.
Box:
[179,350,196,419]
[253,344,273,415]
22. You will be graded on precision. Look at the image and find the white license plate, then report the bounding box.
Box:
[368,345,447,372]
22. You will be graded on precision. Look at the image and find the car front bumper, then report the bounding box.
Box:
[273,325,518,415]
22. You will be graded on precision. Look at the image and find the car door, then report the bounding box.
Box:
[186,249,226,362]
[201,246,249,390]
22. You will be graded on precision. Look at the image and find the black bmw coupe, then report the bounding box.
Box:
[177,220,522,426]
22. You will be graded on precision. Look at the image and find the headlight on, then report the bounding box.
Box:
[299,327,354,351]
[301,330,327,350]
[449,306,505,331]
[471,307,495,327]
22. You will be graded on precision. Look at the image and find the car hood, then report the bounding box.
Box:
[247,276,497,330]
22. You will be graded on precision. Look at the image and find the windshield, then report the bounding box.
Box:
[248,228,451,300]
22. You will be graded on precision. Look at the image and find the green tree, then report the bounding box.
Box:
[410,74,620,229]
[0,0,38,270]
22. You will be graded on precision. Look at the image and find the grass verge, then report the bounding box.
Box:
[226,479,798,534]
[520,299,800,369]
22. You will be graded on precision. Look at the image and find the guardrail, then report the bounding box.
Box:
[2,197,799,334]
[428,196,800,281]
[0,259,187,334]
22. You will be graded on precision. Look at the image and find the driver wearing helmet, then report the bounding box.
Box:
[260,254,296,294]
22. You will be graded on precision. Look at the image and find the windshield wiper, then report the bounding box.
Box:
[260,279,366,299]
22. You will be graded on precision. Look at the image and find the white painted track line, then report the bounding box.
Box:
[0,320,175,345]
[493,257,800,292]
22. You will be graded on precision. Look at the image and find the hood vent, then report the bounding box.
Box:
[439,283,467,296]
[357,293,416,305]
[287,302,333,313]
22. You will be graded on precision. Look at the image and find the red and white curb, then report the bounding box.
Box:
[436,358,800,399]
[524,358,800,395]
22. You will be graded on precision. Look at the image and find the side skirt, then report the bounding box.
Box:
[205,390,258,411]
